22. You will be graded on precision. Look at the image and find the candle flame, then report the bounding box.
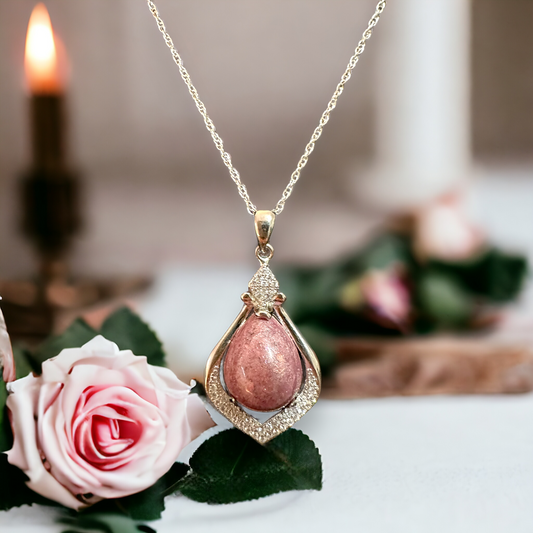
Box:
[25,3,63,94]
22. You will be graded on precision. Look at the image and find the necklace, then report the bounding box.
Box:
[147,0,387,443]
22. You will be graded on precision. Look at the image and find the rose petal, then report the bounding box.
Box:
[0,306,16,383]
[7,376,83,510]
[186,393,215,441]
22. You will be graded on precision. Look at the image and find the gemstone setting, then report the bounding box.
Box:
[205,279,321,443]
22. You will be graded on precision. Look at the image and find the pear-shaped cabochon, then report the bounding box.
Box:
[224,314,303,411]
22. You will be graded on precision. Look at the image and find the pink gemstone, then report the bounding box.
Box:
[223,314,303,411]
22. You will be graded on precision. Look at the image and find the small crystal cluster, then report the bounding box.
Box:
[208,362,320,444]
[248,265,279,316]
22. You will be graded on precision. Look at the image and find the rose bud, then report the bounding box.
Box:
[340,267,411,330]
[360,268,411,329]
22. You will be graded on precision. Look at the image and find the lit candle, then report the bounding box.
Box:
[25,3,64,95]
[24,3,68,170]
[22,3,80,282]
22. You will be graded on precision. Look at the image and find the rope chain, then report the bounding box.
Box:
[147,0,387,215]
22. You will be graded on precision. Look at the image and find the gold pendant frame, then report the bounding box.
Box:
[205,303,321,444]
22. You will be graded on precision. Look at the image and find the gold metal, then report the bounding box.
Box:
[146,0,387,216]
[255,244,274,265]
[254,210,276,253]
[205,305,321,444]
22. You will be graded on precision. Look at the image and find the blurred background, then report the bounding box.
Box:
[0,0,532,384]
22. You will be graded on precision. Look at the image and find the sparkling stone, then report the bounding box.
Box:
[223,314,303,411]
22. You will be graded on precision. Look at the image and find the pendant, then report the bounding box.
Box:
[205,210,321,444]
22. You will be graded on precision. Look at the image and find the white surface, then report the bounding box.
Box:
[2,394,533,533]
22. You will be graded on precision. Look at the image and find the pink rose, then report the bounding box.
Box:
[6,336,213,509]
[360,268,411,328]
[340,267,411,329]
[413,193,485,261]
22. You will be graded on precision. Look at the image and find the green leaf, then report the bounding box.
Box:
[190,380,206,398]
[119,462,189,520]
[278,265,344,323]
[60,513,154,533]
[354,233,410,271]
[12,345,34,379]
[0,452,57,510]
[100,308,165,367]
[121,463,189,519]
[427,247,528,303]
[0,381,11,453]
[179,428,322,504]
[0,452,34,510]
[85,462,190,521]
[479,249,528,302]
[417,271,473,328]
[0,344,14,453]
[34,319,97,369]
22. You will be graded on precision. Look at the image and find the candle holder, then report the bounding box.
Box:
[23,94,81,278]
[1,92,150,342]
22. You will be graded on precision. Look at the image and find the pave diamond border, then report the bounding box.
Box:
[208,362,320,444]
[248,264,279,316]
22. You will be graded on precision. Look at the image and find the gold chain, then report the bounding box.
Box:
[147,0,387,216]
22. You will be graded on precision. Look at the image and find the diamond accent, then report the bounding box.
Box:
[248,265,279,316]
[208,363,320,444]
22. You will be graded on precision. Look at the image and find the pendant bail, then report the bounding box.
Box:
[254,210,276,253]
